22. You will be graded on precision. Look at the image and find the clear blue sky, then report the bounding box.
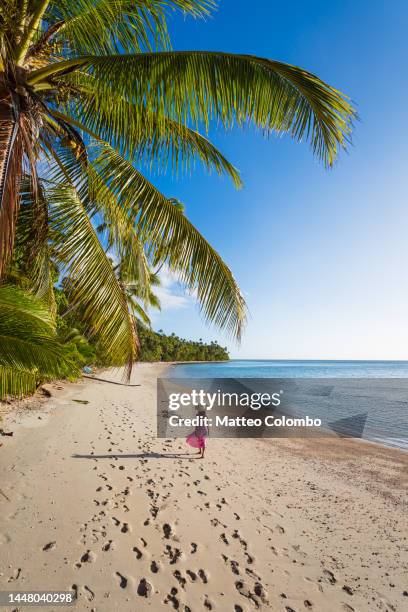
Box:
[149,0,408,359]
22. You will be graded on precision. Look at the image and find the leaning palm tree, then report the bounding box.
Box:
[0,0,355,375]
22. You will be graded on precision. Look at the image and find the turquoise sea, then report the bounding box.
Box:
[167,359,408,379]
[165,360,408,450]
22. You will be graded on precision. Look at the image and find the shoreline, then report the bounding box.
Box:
[0,363,407,611]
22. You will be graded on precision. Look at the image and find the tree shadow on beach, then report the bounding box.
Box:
[72,452,196,460]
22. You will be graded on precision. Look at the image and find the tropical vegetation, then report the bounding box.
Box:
[0,0,354,398]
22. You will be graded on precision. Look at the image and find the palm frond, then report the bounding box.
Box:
[30,51,356,166]
[91,143,247,340]
[44,137,152,296]
[47,182,138,377]
[0,365,37,399]
[53,99,242,185]
[45,0,215,54]
[14,176,56,313]
[0,284,77,398]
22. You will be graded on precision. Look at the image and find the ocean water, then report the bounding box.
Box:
[167,359,408,379]
[165,360,408,450]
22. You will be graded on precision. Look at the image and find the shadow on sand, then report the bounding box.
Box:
[72,452,197,460]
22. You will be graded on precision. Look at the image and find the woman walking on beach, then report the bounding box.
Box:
[186,410,209,458]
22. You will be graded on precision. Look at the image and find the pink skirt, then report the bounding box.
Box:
[186,433,207,449]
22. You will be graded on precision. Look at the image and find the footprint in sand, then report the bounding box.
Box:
[230,560,240,575]
[198,569,208,584]
[133,546,143,560]
[83,585,95,601]
[244,552,254,564]
[80,550,96,563]
[165,544,182,564]
[137,578,153,597]
[173,570,186,588]
[235,580,260,608]
[164,587,179,609]
[115,572,128,588]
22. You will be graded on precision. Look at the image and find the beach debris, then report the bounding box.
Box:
[322,569,337,584]
[72,399,89,405]
[0,428,13,436]
[42,541,56,551]
[40,385,53,397]
[82,374,140,386]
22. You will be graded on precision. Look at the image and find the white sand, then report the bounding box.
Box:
[0,363,407,611]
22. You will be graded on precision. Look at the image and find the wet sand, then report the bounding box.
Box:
[0,363,407,611]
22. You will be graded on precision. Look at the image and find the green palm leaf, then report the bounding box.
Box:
[29,51,355,166]
[47,183,138,377]
[90,143,247,339]
[45,0,214,54]
[53,99,242,185]
[14,177,57,313]
[0,285,76,399]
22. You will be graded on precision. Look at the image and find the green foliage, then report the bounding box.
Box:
[137,325,229,363]
[0,285,78,399]
[0,1,355,388]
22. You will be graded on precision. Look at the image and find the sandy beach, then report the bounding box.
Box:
[0,363,407,612]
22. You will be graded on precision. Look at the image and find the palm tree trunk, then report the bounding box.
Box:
[0,92,23,275]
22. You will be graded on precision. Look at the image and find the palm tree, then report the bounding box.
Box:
[0,0,355,376]
[0,284,76,398]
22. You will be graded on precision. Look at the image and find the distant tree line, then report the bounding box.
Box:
[54,288,228,369]
[137,325,229,362]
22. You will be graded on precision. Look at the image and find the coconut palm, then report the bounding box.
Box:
[0,0,355,376]
[0,284,77,398]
